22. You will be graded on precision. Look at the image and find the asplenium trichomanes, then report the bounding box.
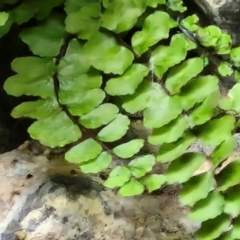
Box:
[2,0,240,238]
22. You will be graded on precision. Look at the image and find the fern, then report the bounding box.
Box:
[2,0,240,238]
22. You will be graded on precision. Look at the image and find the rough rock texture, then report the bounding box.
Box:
[1,136,240,239]
[0,141,201,240]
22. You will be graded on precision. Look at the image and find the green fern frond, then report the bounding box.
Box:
[3,0,240,238]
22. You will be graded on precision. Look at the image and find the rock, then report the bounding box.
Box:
[0,141,199,240]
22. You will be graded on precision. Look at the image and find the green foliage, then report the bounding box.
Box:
[3,0,240,238]
[65,2,101,39]
[225,83,240,112]
[195,213,230,240]
[140,174,166,192]
[122,81,156,114]
[131,11,177,56]
[5,57,56,98]
[210,137,236,166]
[148,116,189,145]
[157,133,196,162]
[165,57,205,94]
[112,139,144,158]
[65,138,102,164]
[97,114,130,142]
[0,12,9,26]
[80,151,112,173]
[144,95,182,128]
[128,154,155,178]
[180,172,215,206]
[230,47,240,67]
[104,166,131,188]
[79,103,119,128]
[188,93,219,126]
[20,14,66,57]
[29,111,81,147]
[231,215,240,239]
[118,178,145,196]
[100,0,146,34]
[166,152,206,184]
[189,190,225,222]
[178,75,219,110]
[150,33,196,79]
[198,115,235,146]
[180,15,199,31]
[223,185,240,216]
[84,32,134,74]
[218,62,234,77]
[197,26,223,47]
[167,0,186,12]
[216,160,240,191]
[105,64,149,96]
